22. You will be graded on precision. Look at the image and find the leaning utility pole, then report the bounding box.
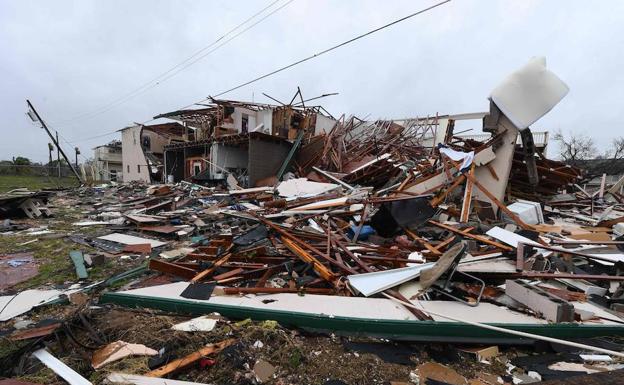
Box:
[74,147,80,170]
[47,142,54,176]
[26,100,83,183]
[56,131,61,178]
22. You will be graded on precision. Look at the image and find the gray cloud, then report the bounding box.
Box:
[1,0,622,162]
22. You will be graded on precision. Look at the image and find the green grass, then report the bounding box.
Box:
[0,202,123,289]
[0,175,78,193]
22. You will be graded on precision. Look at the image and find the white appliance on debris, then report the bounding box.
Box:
[503,199,544,225]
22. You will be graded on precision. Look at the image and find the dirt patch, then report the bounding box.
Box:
[3,306,511,385]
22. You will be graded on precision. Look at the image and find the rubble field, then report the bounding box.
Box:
[2,58,624,384]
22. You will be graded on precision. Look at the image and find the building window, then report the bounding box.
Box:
[137,165,141,173]
[192,161,202,176]
[110,170,117,182]
[142,136,151,150]
[241,114,249,134]
[127,165,129,173]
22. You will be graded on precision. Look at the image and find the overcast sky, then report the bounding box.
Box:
[1,0,622,163]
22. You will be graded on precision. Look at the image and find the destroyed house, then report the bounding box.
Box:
[120,122,187,183]
[163,132,293,187]
[155,98,336,185]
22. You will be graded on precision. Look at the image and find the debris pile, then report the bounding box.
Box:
[2,57,624,384]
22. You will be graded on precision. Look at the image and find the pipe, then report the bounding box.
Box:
[382,293,624,358]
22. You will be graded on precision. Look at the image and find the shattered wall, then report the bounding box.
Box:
[210,143,248,180]
[248,138,292,187]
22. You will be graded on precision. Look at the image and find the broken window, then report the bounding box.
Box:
[142,135,151,150]
[241,114,249,134]
[192,161,201,176]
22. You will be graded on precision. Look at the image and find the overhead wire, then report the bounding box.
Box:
[211,0,451,97]
[56,0,293,126]
[61,0,451,145]
[167,0,451,113]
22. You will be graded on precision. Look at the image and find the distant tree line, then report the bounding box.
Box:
[0,156,70,175]
[554,130,624,177]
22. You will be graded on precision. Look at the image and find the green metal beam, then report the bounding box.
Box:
[276,130,305,181]
[100,291,624,342]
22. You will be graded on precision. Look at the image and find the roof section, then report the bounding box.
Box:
[142,122,186,138]
[153,107,218,127]
[164,132,290,151]
[93,139,122,150]
[154,97,332,128]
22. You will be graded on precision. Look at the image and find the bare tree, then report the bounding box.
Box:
[605,137,624,160]
[553,130,596,165]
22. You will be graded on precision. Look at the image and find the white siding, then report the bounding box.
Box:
[314,114,337,135]
[121,126,151,182]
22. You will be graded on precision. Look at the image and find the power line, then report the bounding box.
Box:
[64,129,119,144]
[56,0,291,125]
[117,0,297,107]
[64,0,450,145]
[212,0,451,97]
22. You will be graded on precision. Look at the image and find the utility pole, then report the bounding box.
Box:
[56,131,61,178]
[74,147,80,169]
[48,143,54,176]
[26,100,83,183]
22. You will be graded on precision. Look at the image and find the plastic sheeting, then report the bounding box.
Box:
[438,146,474,171]
[490,57,569,129]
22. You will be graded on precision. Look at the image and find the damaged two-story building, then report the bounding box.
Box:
[120,122,187,183]
[92,140,123,182]
[156,97,336,187]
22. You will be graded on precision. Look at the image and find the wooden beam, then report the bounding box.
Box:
[191,253,231,283]
[212,268,245,282]
[282,237,336,283]
[146,339,235,377]
[223,287,334,295]
[460,165,474,222]
[428,220,513,251]
[405,229,442,256]
[431,235,456,253]
[149,259,197,280]
[430,174,466,208]
[462,170,531,230]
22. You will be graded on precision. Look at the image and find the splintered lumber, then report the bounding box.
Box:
[431,235,456,254]
[254,213,355,274]
[149,259,197,280]
[146,339,235,377]
[212,268,245,282]
[462,170,531,229]
[472,271,624,281]
[191,253,231,283]
[223,287,335,295]
[404,229,442,256]
[282,237,336,282]
[429,174,466,208]
[428,220,513,251]
[460,165,475,222]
